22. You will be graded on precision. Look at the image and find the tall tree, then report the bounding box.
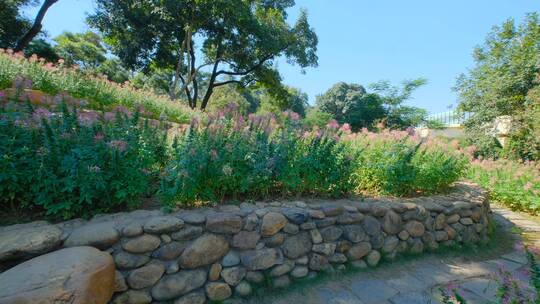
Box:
[88,0,318,110]
[54,31,107,69]
[0,0,35,49]
[455,13,540,159]
[316,82,386,130]
[14,0,59,52]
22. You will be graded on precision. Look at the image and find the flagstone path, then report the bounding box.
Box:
[242,205,540,304]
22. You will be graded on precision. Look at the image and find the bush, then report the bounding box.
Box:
[0,99,168,219]
[159,109,355,207]
[348,129,467,196]
[0,49,193,123]
[468,159,540,215]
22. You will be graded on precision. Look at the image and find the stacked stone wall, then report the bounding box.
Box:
[0,182,491,303]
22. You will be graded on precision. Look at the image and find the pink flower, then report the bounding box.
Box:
[523,182,533,191]
[107,140,128,152]
[94,133,104,142]
[77,111,99,126]
[326,119,339,130]
[340,123,352,134]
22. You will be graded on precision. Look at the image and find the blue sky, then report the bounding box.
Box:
[26,0,540,113]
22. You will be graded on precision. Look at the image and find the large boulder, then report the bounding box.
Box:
[261,212,288,236]
[0,246,115,304]
[0,224,62,262]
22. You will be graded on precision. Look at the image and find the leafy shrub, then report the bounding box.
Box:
[0,99,168,219]
[467,158,540,215]
[160,109,355,207]
[0,49,193,123]
[348,129,467,196]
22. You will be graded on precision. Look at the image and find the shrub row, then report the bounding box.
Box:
[0,98,467,220]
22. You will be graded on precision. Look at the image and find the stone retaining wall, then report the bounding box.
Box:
[0,182,491,303]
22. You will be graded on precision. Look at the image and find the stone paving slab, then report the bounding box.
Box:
[244,206,539,304]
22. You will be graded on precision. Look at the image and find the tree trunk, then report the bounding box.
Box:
[14,0,59,52]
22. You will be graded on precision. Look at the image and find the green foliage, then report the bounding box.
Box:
[467,159,540,215]
[0,50,193,123]
[54,31,107,69]
[303,108,334,129]
[456,13,540,160]
[94,58,131,84]
[0,100,168,220]
[257,86,308,117]
[88,0,318,109]
[0,0,36,48]
[316,79,427,131]
[349,130,467,196]
[160,109,353,206]
[24,39,59,63]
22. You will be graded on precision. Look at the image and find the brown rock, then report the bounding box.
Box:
[64,222,120,249]
[261,212,288,236]
[0,224,62,262]
[127,264,165,289]
[347,242,372,260]
[209,263,222,281]
[206,282,232,301]
[405,221,425,237]
[232,231,261,250]
[179,234,229,269]
[0,246,115,304]
[206,213,243,234]
[122,234,161,254]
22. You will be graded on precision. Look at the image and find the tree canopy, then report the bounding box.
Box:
[316,79,427,130]
[54,31,106,69]
[456,13,540,160]
[0,0,35,49]
[88,0,318,110]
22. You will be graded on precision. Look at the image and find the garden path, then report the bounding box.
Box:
[243,206,540,304]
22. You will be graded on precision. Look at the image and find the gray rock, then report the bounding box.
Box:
[382,210,403,234]
[366,250,381,267]
[206,282,232,301]
[127,263,165,289]
[282,232,312,259]
[166,261,179,274]
[361,216,381,236]
[0,224,62,261]
[241,248,284,271]
[151,269,207,301]
[321,205,344,216]
[309,253,329,271]
[173,291,206,304]
[122,223,143,237]
[382,236,399,253]
[328,253,347,264]
[372,205,388,217]
[179,234,229,269]
[336,240,352,253]
[308,210,325,219]
[370,233,385,249]
[122,234,161,254]
[221,266,246,286]
[310,229,323,244]
[178,212,206,225]
[261,212,288,236]
[65,222,119,249]
[222,251,241,267]
[144,216,184,234]
[435,231,449,242]
[171,226,203,241]
[114,251,150,270]
[232,231,260,250]
[295,256,309,265]
[320,226,343,242]
[312,243,336,256]
[206,213,242,234]
[347,242,372,260]
[336,212,364,225]
[409,238,424,254]
[434,214,446,230]
[398,230,410,241]
[112,290,152,304]
[283,223,300,234]
[446,214,460,224]
[281,208,309,224]
[342,225,367,243]
[405,221,425,237]
[235,281,252,297]
[315,217,337,228]
[161,234,172,243]
[351,260,368,269]
[270,260,295,277]
[244,214,259,231]
[153,241,187,260]
[301,222,316,230]
[460,218,474,226]
[290,266,309,278]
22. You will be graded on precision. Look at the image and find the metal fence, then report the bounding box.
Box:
[426,110,472,127]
